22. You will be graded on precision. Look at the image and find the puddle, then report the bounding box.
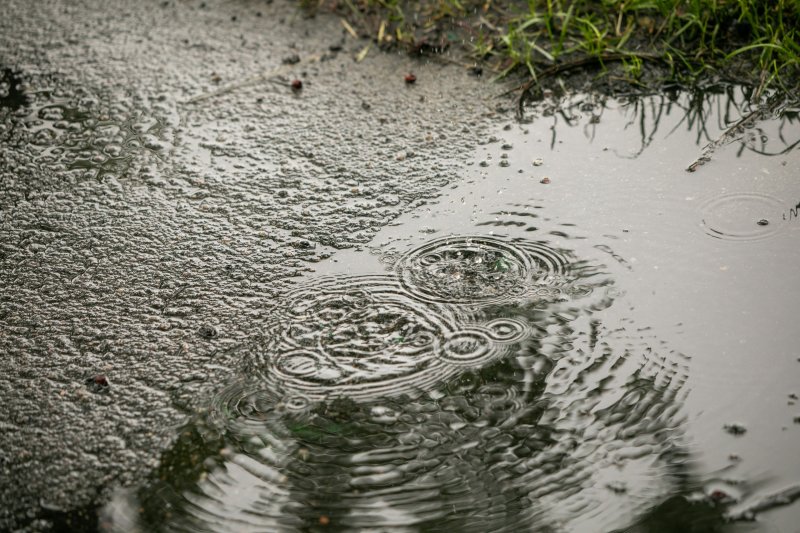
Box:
[88,87,800,531]
[110,259,685,531]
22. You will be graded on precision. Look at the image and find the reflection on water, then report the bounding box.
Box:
[108,234,699,532]
[523,85,799,163]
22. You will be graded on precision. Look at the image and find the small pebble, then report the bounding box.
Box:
[723,423,747,435]
[709,489,733,503]
[199,324,218,339]
[85,374,110,393]
[757,219,769,226]
[291,79,303,91]
[404,73,416,84]
[540,177,551,184]
[282,54,301,65]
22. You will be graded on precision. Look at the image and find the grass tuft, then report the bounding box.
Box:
[306,0,799,98]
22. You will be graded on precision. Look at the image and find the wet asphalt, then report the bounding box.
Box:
[0,0,503,529]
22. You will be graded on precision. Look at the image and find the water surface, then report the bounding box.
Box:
[106,87,800,532]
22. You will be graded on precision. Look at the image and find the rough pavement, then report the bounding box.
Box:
[0,0,503,529]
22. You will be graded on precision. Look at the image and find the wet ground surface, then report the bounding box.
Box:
[0,0,501,530]
[2,1,800,533]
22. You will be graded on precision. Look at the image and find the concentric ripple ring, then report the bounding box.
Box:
[395,235,571,305]
[700,192,786,242]
[249,275,513,401]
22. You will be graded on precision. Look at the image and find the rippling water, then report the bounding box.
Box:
[395,235,574,305]
[101,88,800,532]
[109,233,693,532]
[700,192,787,242]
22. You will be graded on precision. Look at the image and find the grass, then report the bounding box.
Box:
[304,0,800,99]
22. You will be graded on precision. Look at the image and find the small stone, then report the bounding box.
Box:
[532,158,543,166]
[605,481,627,494]
[319,515,330,526]
[757,219,769,226]
[709,489,730,502]
[540,177,551,184]
[199,324,218,339]
[404,73,416,84]
[723,423,747,435]
[282,54,301,65]
[85,374,110,393]
[290,79,303,91]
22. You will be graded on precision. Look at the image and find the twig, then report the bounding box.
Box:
[686,93,784,172]
[341,18,359,39]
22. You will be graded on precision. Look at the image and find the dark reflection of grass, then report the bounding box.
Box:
[616,494,727,533]
[525,85,799,161]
